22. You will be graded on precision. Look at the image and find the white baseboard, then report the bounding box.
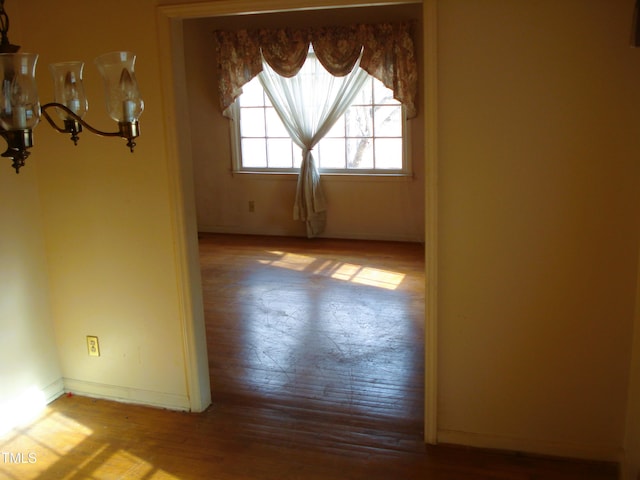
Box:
[198,224,300,237]
[42,378,65,404]
[320,229,424,243]
[198,225,424,243]
[438,429,621,464]
[63,378,191,411]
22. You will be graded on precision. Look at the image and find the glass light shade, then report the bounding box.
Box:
[94,51,143,123]
[49,61,88,121]
[0,53,40,131]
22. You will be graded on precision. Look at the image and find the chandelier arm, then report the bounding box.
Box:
[41,102,122,137]
[40,105,72,134]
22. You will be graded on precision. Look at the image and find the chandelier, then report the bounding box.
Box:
[0,0,143,173]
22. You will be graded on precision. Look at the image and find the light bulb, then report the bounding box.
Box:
[94,52,144,124]
[49,61,88,121]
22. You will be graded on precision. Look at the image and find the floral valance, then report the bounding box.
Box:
[213,22,418,118]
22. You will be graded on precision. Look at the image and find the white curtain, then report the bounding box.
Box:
[258,50,369,238]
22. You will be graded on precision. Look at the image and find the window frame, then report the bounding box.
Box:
[229,72,412,177]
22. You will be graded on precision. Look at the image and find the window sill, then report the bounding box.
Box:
[231,170,414,182]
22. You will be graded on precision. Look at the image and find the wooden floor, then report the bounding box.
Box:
[0,234,617,479]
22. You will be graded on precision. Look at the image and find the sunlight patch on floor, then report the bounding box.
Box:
[349,266,406,290]
[26,410,93,455]
[0,406,180,480]
[0,408,94,479]
[260,251,405,290]
[259,251,316,271]
[91,449,179,480]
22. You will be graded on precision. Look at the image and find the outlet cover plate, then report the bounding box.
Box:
[86,336,100,357]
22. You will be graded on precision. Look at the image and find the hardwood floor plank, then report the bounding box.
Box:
[0,233,618,479]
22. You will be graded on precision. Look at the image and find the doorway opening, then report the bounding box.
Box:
[156,0,437,443]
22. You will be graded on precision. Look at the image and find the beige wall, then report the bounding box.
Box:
[437,0,640,461]
[13,0,204,410]
[0,164,62,429]
[184,5,425,242]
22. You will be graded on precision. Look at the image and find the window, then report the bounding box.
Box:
[231,64,407,175]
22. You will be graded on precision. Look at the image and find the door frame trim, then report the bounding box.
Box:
[156,0,439,442]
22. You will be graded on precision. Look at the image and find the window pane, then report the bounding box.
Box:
[345,106,372,138]
[240,78,266,107]
[374,106,402,137]
[265,108,289,137]
[267,138,294,168]
[351,76,372,105]
[373,80,399,105]
[318,138,346,169]
[235,56,406,174]
[375,138,403,169]
[240,108,265,137]
[347,138,373,169]
[242,139,267,167]
[325,115,345,138]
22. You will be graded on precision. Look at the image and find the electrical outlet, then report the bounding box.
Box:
[248,200,255,213]
[86,336,100,357]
